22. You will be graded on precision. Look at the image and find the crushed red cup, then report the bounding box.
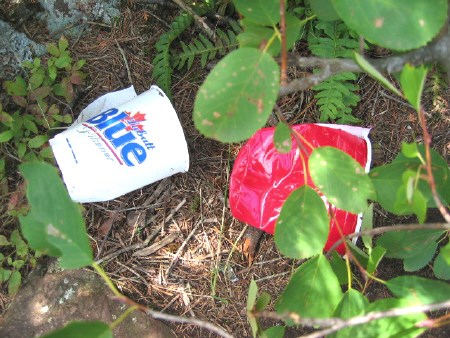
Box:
[229,124,371,255]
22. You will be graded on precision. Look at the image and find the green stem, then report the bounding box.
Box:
[110,305,139,330]
[91,261,122,298]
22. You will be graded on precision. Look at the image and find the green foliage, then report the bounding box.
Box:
[194,48,280,142]
[332,0,448,51]
[152,12,194,98]
[0,229,35,296]
[400,64,428,111]
[309,146,376,213]
[308,21,361,123]
[276,254,343,319]
[19,162,93,269]
[1,36,86,162]
[273,122,292,153]
[41,321,112,338]
[152,1,241,99]
[192,1,450,336]
[274,186,329,259]
[376,229,445,272]
[370,144,450,217]
[353,52,402,97]
[172,22,241,71]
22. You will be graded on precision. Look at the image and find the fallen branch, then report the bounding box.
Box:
[280,23,450,96]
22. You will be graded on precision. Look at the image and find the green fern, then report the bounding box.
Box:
[308,21,361,123]
[152,12,193,98]
[172,21,241,71]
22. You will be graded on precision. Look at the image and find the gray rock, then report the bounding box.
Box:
[0,20,45,80]
[38,0,121,37]
[0,267,177,338]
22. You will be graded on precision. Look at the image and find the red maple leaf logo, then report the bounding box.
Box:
[123,111,146,131]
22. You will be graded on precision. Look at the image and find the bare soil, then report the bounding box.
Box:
[0,2,449,338]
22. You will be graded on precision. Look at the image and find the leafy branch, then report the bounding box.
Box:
[254,298,450,338]
[280,20,450,96]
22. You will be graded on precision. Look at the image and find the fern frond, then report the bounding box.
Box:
[171,22,241,71]
[308,20,361,123]
[152,12,193,98]
[313,72,361,123]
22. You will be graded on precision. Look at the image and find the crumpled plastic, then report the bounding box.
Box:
[229,124,371,254]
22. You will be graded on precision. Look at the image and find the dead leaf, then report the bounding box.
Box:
[98,212,119,236]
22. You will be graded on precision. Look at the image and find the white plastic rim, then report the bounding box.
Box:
[50,86,189,202]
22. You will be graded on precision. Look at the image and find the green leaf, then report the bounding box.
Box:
[4,76,27,96]
[361,203,373,252]
[353,52,401,96]
[30,68,45,90]
[331,289,369,338]
[23,118,38,134]
[239,14,306,57]
[58,36,69,52]
[387,276,450,304]
[28,135,49,149]
[55,55,71,69]
[48,65,57,81]
[393,171,428,223]
[347,240,369,267]
[255,291,271,311]
[276,255,343,319]
[329,251,348,285]
[39,146,54,159]
[370,146,450,210]
[72,59,86,71]
[17,142,27,159]
[247,280,259,338]
[273,122,291,153]
[433,250,450,280]
[0,269,12,282]
[247,279,258,311]
[440,242,450,265]
[346,298,426,337]
[19,162,93,269]
[63,114,73,124]
[274,186,329,259]
[400,64,428,111]
[260,326,285,338]
[308,0,340,21]
[234,0,280,26]
[376,229,443,259]
[0,235,10,246]
[333,0,448,51]
[46,43,60,56]
[41,321,112,338]
[8,270,21,296]
[309,146,375,213]
[0,130,14,143]
[401,142,422,160]
[194,48,279,142]
[12,260,25,270]
[403,242,438,272]
[366,246,386,275]
[11,230,28,258]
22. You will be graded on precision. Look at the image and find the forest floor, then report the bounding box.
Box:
[0,2,449,338]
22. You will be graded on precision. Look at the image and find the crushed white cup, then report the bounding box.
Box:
[50,85,189,203]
